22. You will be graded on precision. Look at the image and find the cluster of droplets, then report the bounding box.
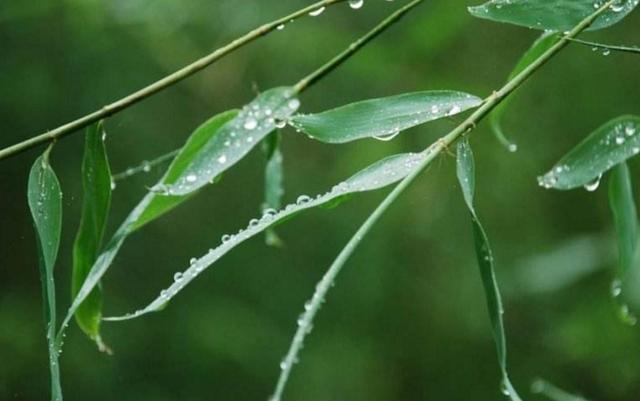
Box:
[610,279,638,325]
[370,101,471,142]
[149,90,300,195]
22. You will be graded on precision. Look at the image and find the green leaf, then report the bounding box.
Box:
[262,131,285,247]
[164,87,299,195]
[456,139,521,401]
[490,32,559,151]
[469,0,638,32]
[133,109,239,231]
[608,163,639,324]
[59,109,238,338]
[104,151,429,321]
[28,146,63,401]
[289,91,482,144]
[538,116,640,190]
[71,123,112,350]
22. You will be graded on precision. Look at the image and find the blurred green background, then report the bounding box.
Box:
[2,1,640,400]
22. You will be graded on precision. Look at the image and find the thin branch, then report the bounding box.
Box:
[568,36,640,54]
[294,0,424,93]
[111,149,179,182]
[271,1,617,400]
[0,0,347,161]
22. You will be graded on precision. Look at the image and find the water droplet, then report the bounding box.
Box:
[448,105,462,116]
[217,154,227,164]
[296,195,312,205]
[280,360,288,370]
[110,180,116,190]
[431,105,440,113]
[142,161,151,172]
[625,124,636,136]
[611,279,622,297]
[584,174,602,192]
[244,117,258,130]
[288,98,300,110]
[349,0,364,9]
[602,48,611,56]
[221,234,232,244]
[186,174,197,183]
[275,119,287,129]
[174,272,184,282]
[373,130,400,141]
[276,24,285,30]
[616,136,625,145]
[309,6,325,16]
[508,143,518,152]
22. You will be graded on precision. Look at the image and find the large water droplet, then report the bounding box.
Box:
[309,6,325,16]
[349,0,364,9]
[584,174,602,192]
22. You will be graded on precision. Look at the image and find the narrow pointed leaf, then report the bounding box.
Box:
[59,109,238,337]
[262,131,285,247]
[456,139,521,401]
[289,91,482,144]
[608,163,639,322]
[28,147,63,401]
[538,116,640,190]
[164,87,299,195]
[72,123,112,349]
[490,32,559,150]
[104,152,429,321]
[469,0,639,32]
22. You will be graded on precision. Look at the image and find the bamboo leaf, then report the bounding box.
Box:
[262,131,285,247]
[163,87,299,196]
[469,0,638,32]
[104,151,430,321]
[289,91,482,143]
[59,109,238,337]
[456,139,522,401]
[538,116,640,190]
[71,122,112,350]
[608,163,639,324]
[490,32,559,151]
[28,146,63,401]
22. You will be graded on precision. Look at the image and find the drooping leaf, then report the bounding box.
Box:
[608,163,639,324]
[538,116,640,190]
[59,109,238,337]
[289,91,482,143]
[262,131,285,247]
[71,122,112,350]
[456,139,522,401]
[164,87,299,195]
[28,147,63,401]
[490,32,559,151]
[104,151,430,321]
[469,0,639,32]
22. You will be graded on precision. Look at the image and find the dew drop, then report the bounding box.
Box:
[288,98,300,110]
[309,6,325,16]
[174,272,184,282]
[296,195,312,205]
[611,279,622,297]
[373,130,400,141]
[602,48,611,56]
[217,154,227,164]
[276,24,285,30]
[348,0,364,9]
[221,234,232,244]
[186,174,197,183]
[584,174,602,192]
[244,117,258,130]
[275,119,287,129]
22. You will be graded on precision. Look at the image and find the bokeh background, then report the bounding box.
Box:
[2,1,640,400]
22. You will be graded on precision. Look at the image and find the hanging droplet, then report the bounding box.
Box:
[349,0,364,9]
[373,130,400,141]
[275,119,287,129]
[276,24,285,31]
[602,48,611,56]
[221,234,232,244]
[296,195,312,205]
[309,6,325,16]
[288,98,300,110]
[584,174,602,192]
[611,279,622,297]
